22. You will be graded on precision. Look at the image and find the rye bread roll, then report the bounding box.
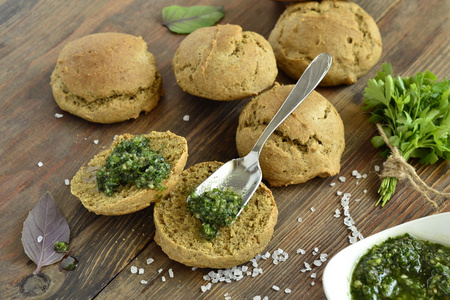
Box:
[51,32,162,123]
[268,1,382,86]
[172,24,278,101]
[71,131,188,215]
[236,83,345,186]
[154,161,278,269]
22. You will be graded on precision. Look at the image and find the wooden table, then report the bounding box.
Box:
[1,0,448,299]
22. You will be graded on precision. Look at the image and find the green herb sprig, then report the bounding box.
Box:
[363,63,449,206]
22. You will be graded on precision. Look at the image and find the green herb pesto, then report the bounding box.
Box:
[188,188,244,240]
[351,233,450,300]
[96,136,171,196]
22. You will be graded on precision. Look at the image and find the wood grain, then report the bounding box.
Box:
[0,0,448,299]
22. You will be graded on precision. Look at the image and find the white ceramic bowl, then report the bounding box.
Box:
[322,212,450,300]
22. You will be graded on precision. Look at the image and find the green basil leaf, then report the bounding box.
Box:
[162,5,225,34]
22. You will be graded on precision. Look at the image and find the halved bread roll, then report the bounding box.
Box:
[154,161,278,269]
[71,131,188,215]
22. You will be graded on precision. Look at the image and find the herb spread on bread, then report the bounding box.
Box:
[188,188,243,240]
[96,135,170,196]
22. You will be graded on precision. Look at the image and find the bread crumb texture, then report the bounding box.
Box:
[236,83,345,186]
[173,24,278,101]
[268,1,382,86]
[51,32,162,123]
[71,131,188,215]
[154,161,278,269]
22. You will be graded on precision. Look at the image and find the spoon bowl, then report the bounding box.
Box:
[188,53,333,218]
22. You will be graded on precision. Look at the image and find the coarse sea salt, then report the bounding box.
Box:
[38,162,43,167]
[140,280,148,285]
[94,139,99,145]
[285,288,292,294]
[146,258,154,265]
[55,113,63,118]
[169,268,174,278]
[64,179,70,186]
[37,236,43,243]
[183,115,190,121]
[339,176,346,182]
[272,285,280,291]
[138,268,144,275]
[130,266,138,274]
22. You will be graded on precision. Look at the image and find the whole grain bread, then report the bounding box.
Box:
[153,161,278,269]
[51,32,162,123]
[236,83,345,186]
[71,131,188,215]
[268,1,382,86]
[172,24,278,101]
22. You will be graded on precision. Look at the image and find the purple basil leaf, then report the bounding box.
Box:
[22,192,70,274]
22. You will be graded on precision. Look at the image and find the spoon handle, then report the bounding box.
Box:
[250,53,332,155]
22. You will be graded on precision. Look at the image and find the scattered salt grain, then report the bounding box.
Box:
[337,190,343,196]
[313,247,319,255]
[334,208,341,218]
[311,273,316,278]
[253,297,261,300]
[93,139,99,145]
[37,236,43,243]
[330,182,336,187]
[192,267,198,271]
[225,297,231,300]
[311,281,315,286]
[55,113,63,118]
[310,207,315,212]
[374,165,380,172]
[339,176,346,182]
[297,217,303,223]
[169,268,174,278]
[146,258,154,265]
[363,189,368,194]
[313,260,322,266]
[38,162,43,167]
[272,285,280,291]
[157,268,163,273]
[183,115,190,121]
[64,179,70,186]
[362,174,368,178]
[130,266,138,274]
[320,253,328,261]
[201,282,212,292]
[140,280,148,284]
[138,268,144,275]
[285,288,292,294]
[296,248,306,255]
[161,276,166,282]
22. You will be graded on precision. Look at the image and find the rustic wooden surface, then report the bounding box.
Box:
[1,0,449,299]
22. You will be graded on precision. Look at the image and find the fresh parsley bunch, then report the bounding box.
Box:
[363,63,449,206]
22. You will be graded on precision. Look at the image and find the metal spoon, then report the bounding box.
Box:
[188,53,332,219]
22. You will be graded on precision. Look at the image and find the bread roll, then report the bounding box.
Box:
[268,1,382,86]
[51,32,162,123]
[71,131,188,215]
[236,83,345,186]
[154,161,278,269]
[173,24,277,101]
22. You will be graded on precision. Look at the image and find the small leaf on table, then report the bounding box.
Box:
[162,5,225,34]
[21,192,70,274]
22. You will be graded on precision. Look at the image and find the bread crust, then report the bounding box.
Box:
[236,83,345,186]
[154,161,278,269]
[173,24,277,101]
[51,32,162,123]
[268,1,382,86]
[71,131,188,215]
